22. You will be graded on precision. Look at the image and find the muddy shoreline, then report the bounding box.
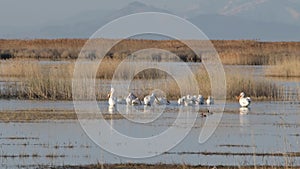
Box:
[0,109,214,122]
[0,110,125,122]
[42,164,300,169]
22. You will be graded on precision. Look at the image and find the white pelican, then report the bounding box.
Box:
[178,96,186,105]
[132,98,141,105]
[184,95,195,106]
[155,97,170,105]
[126,93,141,105]
[108,88,117,107]
[195,95,204,105]
[126,93,135,105]
[178,95,205,106]
[144,93,158,106]
[178,95,203,106]
[238,92,251,107]
[206,96,214,105]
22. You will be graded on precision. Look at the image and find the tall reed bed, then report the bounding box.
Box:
[0,59,282,100]
[22,61,73,100]
[226,74,279,100]
[265,57,300,77]
[126,66,280,100]
[0,59,28,77]
[0,60,73,99]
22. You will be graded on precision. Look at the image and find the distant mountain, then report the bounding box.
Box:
[219,0,300,26]
[183,0,300,26]
[37,1,300,41]
[36,1,172,38]
[107,1,171,21]
[188,14,300,41]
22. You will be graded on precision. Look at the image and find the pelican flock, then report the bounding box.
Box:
[155,97,170,105]
[143,93,157,106]
[106,88,217,118]
[178,95,209,106]
[126,93,141,105]
[107,88,252,109]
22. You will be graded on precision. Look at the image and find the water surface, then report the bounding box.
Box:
[1,101,300,168]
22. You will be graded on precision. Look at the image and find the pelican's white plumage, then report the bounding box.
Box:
[206,96,214,105]
[108,88,117,106]
[238,92,251,107]
[178,96,186,105]
[126,93,141,105]
[144,93,157,106]
[125,94,132,105]
[155,97,170,105]
[195,95,205,105]
[178,95,205,106]
[132,98,141,105]
[184,95,195,106]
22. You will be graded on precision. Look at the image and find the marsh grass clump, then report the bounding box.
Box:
[219,53,270,65]
[0,60,29,77]
[266,57,300,77]
[196,72,279,100]
[0,60,74,100]
[20,62,73,100]
[97,59,169,79]
[126,67,280,101]
[0,59,283,101]
[226,74,279,100]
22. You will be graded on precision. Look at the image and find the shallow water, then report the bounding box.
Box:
[0,101,300,168]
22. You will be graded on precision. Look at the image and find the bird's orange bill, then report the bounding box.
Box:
[107,92,111,98]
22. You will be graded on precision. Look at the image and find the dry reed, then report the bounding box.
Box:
[0,59,281,100]
[265,57,300,77]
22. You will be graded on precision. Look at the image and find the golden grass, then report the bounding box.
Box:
[0,59,281,100]
[226,74,279,100]
[22,63,73,100]
[0,60,73,99]
[101,63,280,101]
[0,59,168,79]
[265,58,300,77]
[0,59,28,77]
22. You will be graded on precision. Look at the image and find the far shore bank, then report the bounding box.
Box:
[1,39,300,65]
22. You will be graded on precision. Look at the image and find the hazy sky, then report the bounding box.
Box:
[1,0,300,40]
[0,0,195,27]
[0,0,123,26]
